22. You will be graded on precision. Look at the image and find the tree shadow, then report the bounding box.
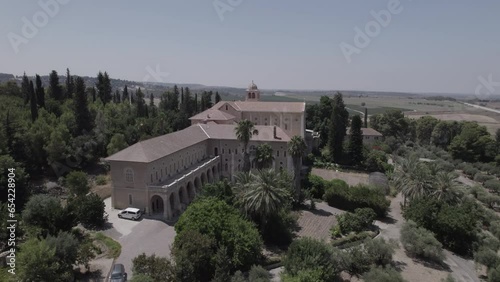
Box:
[391,260,408,272]
[378,215,397,225]
[404,250,452,272]
[308,207,333,217]
[74,268,104,282]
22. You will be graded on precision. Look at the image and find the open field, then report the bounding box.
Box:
[406,110,500,135]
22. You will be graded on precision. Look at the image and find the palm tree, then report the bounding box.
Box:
[430,172,463,204]
[255,143,274,170]
[392,155,433,205]
[238,169,292,228]
[235,119,255,172]
[288,136,307,201]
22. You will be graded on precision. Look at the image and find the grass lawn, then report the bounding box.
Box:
[94,232,121,259]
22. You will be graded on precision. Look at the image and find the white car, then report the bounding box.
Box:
[118,207,142,220]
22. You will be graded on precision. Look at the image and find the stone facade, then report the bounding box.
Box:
[106,82,305,221]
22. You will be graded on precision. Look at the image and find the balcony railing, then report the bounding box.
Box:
[148,155,220,192]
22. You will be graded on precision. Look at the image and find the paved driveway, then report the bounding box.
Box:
[102,198,176,280]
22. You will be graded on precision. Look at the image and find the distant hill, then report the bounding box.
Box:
[0,72,483,101]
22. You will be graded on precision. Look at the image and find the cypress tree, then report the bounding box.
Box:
[103,72,112,104]
[215,91,221,103]
[91,86,96,102]
[328,92,349,163]
[35,74,45,108]
[364,107,368,128]
[194,93,198,113]
[65,68,74,99]
[136,88,146,117]
[348,115,364,165]
[21,72,30,104]
[122,85,129,104]
[49,70,63,100]
[29,81,38,122]
[74,77,92,134]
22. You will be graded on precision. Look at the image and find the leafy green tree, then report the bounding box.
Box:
[45,125,69,166]
[18,238,71,282]
[416,116,439,145]
[132,253,176,282]
[46,231,79,272]
[74,76,93,134]
[336,208,376,234]
[35,74,45,108]
[107,133,129,156]
[172,229,216,281]
[348,115,364,165]
[235,119,255,172]
[212,246,232,282]
[403,197,479,256]
[175,198,262,271]
[449,122,495,162]
[364,237,397,266]
[496,128,500,144]
[400,220,445,263]
[362,266,406,282]
[328,92,349,163]
[474,246,499,271]
[255,143,274,169]
[282,237,339,281]
[22,194,74,236]
[288,135,306,201]
[65,171,90,196]
[200,179,234,205]
[29,80,38,122]
[96,71,112,105]
[69,193,106,228]
[370,110,412,142]
[49,70,63,100]
[248,265,270,282]
[131,274,155,282]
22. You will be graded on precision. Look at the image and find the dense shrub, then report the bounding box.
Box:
[364,237,397,266]
[488,264,500,282]
[324,183,390,217]
[95,175,107,185]
[261,210,298,246]
[307,174,327,199]
[474,173,495,183]
[474,247,499,270]
[282,238,339,281]
[490,221,500,240]
[400,220,445,263]
[463,165,480,178]
[248,265,270,282]
[172,230,215,281]
[403,198,479,255]
[336,208,376,234]
[362,266,405,282]
[175,198,262,272]
[485,180,500,193]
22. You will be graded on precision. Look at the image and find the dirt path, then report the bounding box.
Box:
[375,194,479,282]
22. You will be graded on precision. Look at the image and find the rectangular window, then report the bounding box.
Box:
[277,150,280,157]
[129,194,133,205]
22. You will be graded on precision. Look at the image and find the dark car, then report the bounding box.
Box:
[110,263,127,282]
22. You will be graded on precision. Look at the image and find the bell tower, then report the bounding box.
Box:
[246,80,260,101]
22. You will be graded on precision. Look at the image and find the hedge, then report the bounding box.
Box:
[323,183,390,217]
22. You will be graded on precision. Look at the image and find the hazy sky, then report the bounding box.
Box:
[1,0,499,94]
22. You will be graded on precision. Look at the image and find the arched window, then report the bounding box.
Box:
[125,168,134,183]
